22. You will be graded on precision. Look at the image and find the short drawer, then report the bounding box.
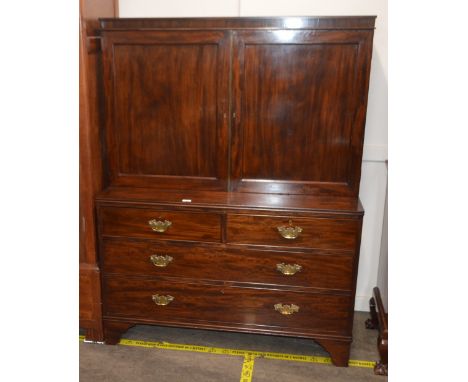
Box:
[100,239,354,291]
[226,214,360,250]
[102,276,351,335]
[98,206,221,242]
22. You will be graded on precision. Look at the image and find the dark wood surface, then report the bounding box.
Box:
[114,42,219,177]
[96,187,364,215]
[240,39,357,182]
[99,206,222,242]
[102,276,351,335]
[90,16,376,367]
[102,321,135,345]
[79,264,100,322]
[79,0,118,342]
[315,338,352,367]
[226,214,360,250]
[230,29,373,196]
[96,196,364,365]
[98,17,374,196]
[98,16,376,30]
[367,287,388,376]
[100,238,355,291]
[101,30,230,190]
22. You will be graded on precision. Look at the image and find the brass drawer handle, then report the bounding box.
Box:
[277,220,302,239]
[150,255,173,267]
[276,263,302,276]
[152,294,174,306]
[148,218,172,233]
[274,303,300,315]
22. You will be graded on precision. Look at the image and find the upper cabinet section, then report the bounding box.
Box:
[99,17,375,196]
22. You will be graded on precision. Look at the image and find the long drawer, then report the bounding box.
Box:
[98,206,222,242]
[102,276,351,335]
[227,214,360,250]
[100,238,354,291]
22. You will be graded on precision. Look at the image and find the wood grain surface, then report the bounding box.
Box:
[102,276,351,335]
[99,206,222,242]
[100,238,355,291]
[101,30,230,191]
[226,214,360,250]
[230,29,374,196]
[96,187,364,215]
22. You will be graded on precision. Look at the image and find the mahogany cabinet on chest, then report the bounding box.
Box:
[93,16,375,367]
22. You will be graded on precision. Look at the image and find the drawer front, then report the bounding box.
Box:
[99,206,221,242]
[227,214,359,250]
[103,277,351,335]
[101,239,354,291]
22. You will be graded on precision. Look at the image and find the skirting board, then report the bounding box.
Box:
[362,144,387,163]
[354,295,372,312]
[356,159,388,314]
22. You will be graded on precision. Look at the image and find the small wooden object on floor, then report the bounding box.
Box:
[365,287,388,376]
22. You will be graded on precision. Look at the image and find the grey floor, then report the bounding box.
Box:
[80,312,387,381]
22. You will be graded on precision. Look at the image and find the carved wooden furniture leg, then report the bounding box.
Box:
[374,361,388,376]
[103,321,134,345]
[374,332,388,375]
[371,287,388,376]
[315,339,351,367]
[365,297,379,330]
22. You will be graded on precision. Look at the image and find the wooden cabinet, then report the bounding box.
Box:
[93,16,375,367]
[79,0,118,342]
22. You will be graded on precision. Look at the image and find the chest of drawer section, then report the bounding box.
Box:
[97,203,361,335]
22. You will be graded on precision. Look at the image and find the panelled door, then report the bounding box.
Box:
[230,29,373,196]
[101,30,230,191]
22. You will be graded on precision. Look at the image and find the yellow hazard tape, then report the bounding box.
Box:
[79,335,376,379]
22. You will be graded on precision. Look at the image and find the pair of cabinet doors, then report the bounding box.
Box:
[100,28,373,196]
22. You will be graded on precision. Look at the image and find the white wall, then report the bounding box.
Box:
[377,179,388,309]
[119,0,239,17]
[118,0,388,311]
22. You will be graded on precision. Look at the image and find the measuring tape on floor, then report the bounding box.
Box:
[240,354,256,382]
[80,335,375,381]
